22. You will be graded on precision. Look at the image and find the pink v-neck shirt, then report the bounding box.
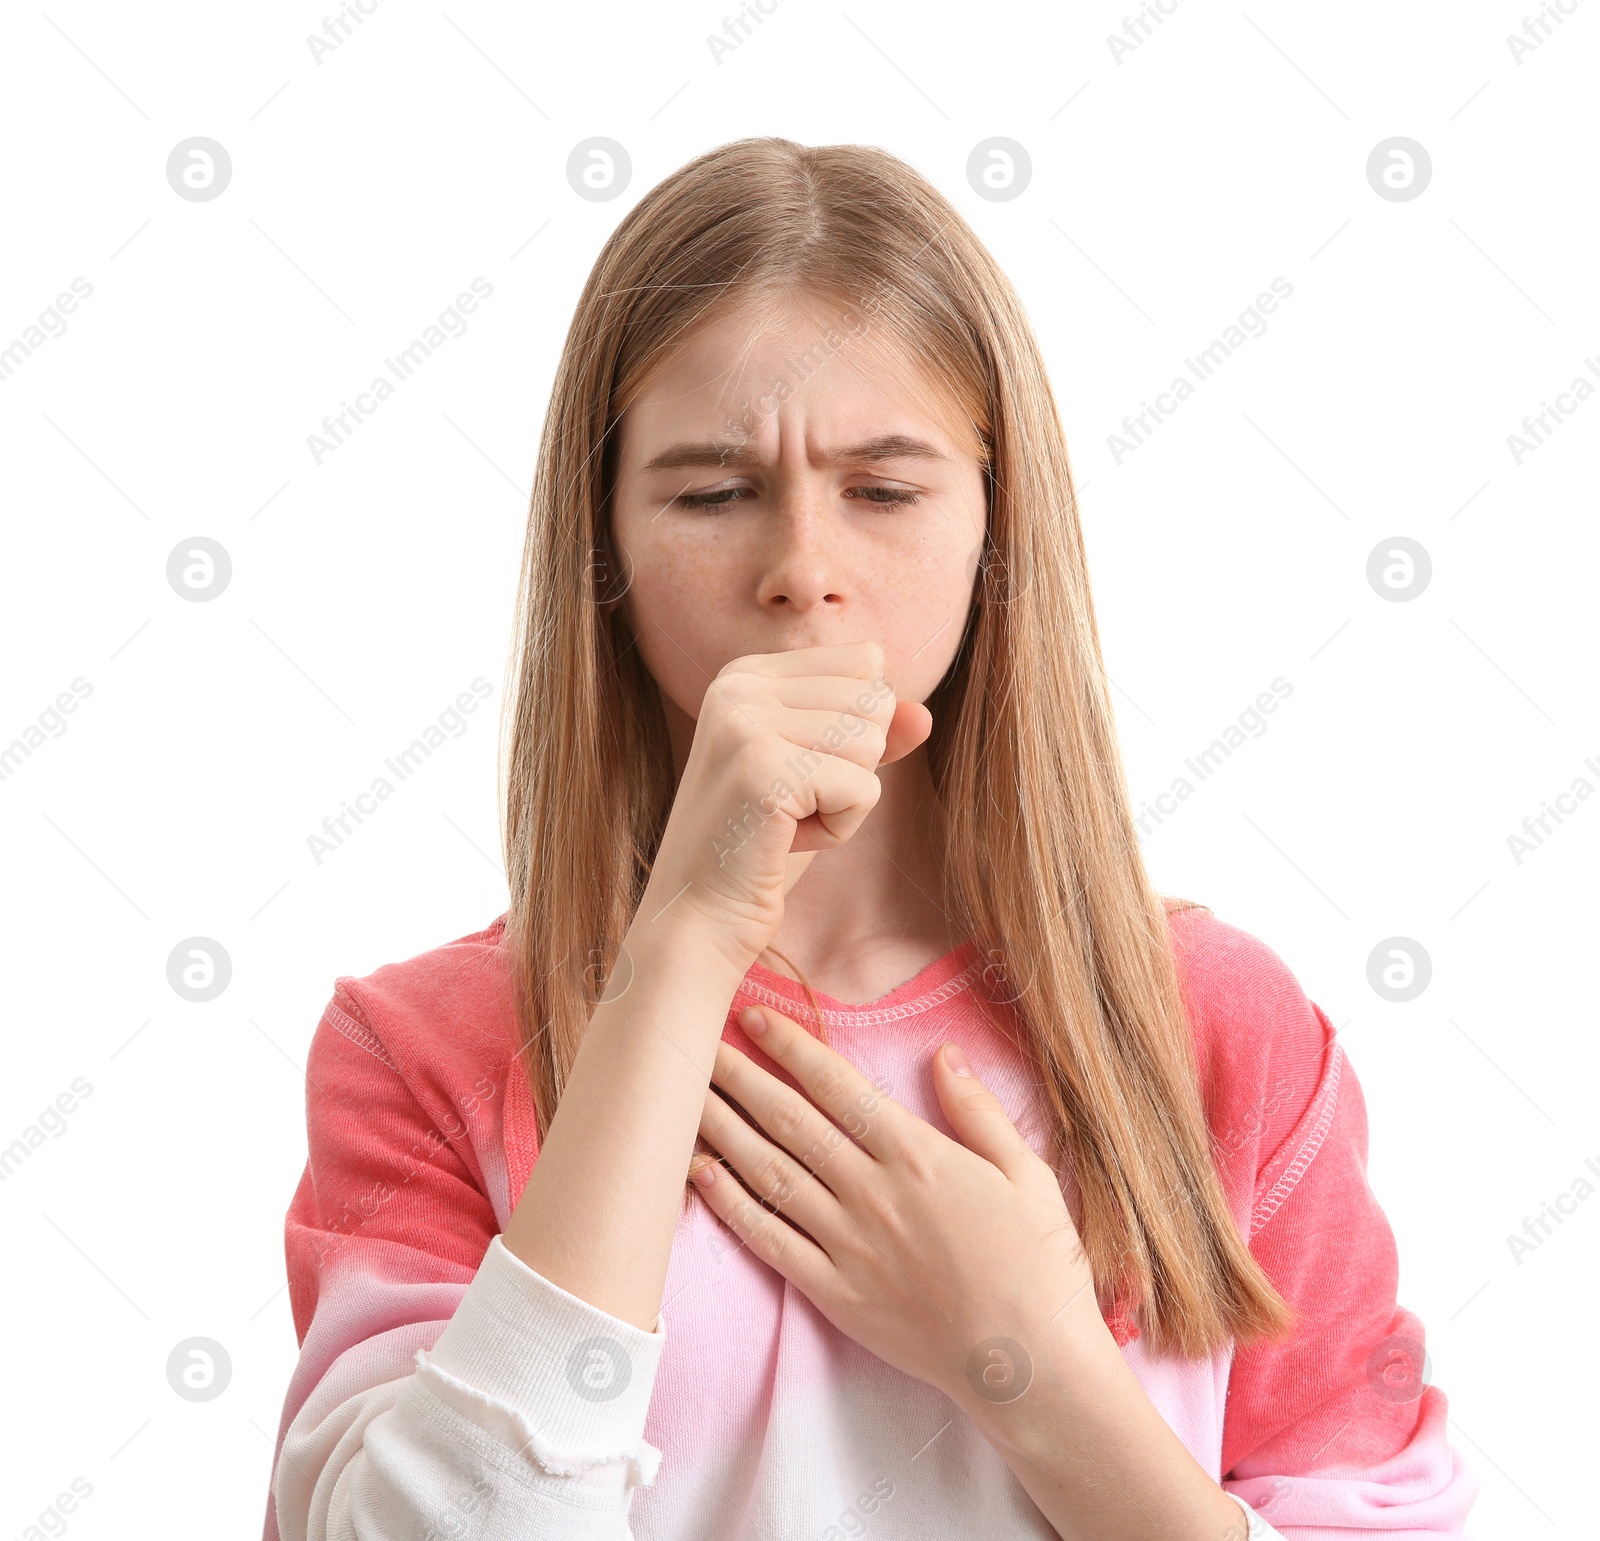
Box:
[263,907,1478,1540]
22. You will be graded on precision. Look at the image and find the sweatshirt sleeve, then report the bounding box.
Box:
[1209,960,1480,1538]
[264,989,669,1541]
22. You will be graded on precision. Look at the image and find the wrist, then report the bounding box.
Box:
[956,1306,1249,1541]
[620,901,759,998]
[628,881,769,982]
[952,1292,1122,1460]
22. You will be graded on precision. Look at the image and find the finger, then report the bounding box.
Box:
[722,1005,912,1164]
[698,1084,843,1238]
[689,1135,834,1297]
[879,699,932,766]
[764,681,934,771]
[760,675,925,764]
[709,1035,876,1185]
[720,640,886,685]
[781,754,882,852]
[766,674,919,766]
[932,1042,1033,1179]
[768,674,897,723]
[763,706,889,774]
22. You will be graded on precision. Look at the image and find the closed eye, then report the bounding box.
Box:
[676,486,755,510]
[676,485,924,510]
[846,486,923,507]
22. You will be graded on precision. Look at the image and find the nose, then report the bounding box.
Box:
[756,485,846,615]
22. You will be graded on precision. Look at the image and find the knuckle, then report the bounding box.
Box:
[730,1194,766,1240]
[843,713,886,749]
[708,675,758,714]
[851,767,884,808]
[897,1142,939,1190]
[810,1064,853,1108]
[753,1154,794,1205]
[736,1194,786,1256]
[863,1187,912,1241]
[768,1095,809,1144]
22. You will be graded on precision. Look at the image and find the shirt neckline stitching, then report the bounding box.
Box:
[734,955,983,1027]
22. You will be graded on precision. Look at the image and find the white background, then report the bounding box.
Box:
[1,2,1594,1536]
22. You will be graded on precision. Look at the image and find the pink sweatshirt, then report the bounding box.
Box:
[262,906,1478,1540]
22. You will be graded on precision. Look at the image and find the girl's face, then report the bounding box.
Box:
[608,297,989,750]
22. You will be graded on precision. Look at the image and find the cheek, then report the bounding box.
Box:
[624,532,733,624]
[868,534,981,690]
[619,536,739,699]
[881,563,971,634]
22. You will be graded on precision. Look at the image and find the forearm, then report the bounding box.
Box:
[500,910,752,1331]
[957,1292,1248,1541]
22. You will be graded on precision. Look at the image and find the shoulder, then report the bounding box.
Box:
[286,916,516,1337]
[1164,901,1319,1041]
[1160,900,1343,1223]
[313,912,517,1098]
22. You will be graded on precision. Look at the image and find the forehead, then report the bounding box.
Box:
[620,296,982,461]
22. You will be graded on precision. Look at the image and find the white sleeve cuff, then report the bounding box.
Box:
[1224,1491,1289,1539]
[415,1234,668,1492]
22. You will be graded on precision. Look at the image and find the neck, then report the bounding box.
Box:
[776,749,955,962]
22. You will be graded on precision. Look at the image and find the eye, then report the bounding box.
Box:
[676,486,755,510]
[673,483,925,511]
[845,486,923,507]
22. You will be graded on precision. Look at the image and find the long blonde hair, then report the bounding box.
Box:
[497,136,1291,1357]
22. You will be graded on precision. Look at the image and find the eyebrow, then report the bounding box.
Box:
[638,433,952,474]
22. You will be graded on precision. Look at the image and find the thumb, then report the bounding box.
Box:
[934,1042,1030,1177]
[879,699,932,766]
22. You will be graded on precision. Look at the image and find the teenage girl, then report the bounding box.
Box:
[264,137,1478,1541]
